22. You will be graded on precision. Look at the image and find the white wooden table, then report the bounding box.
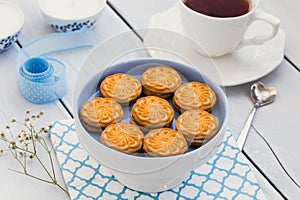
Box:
[0,0,299,199]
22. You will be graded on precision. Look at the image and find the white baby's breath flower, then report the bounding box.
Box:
[10,139,16,145]
[30,122,36,128]
[25,135,30,140]
[0,131,5,138]
[20,141,28,148]
[0,109,69,195]
[19,130,26,139]
[9,143,16,150]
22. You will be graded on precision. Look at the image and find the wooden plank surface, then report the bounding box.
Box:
[108,0,300,69]
[108,0,300,199]
[259,0,300,68]
[226,61,300,199]
[0,46,69,199]
[246,60,300,199]
[0,1,133,199]
[10,0,53,44]
[1,0,299,199]
[16,1,137,111]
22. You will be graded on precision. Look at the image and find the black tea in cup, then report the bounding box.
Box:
[184,0,251,18]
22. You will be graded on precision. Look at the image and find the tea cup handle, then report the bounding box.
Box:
[237,9,280,49]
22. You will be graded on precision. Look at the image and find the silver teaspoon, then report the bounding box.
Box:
[236,82,276,150]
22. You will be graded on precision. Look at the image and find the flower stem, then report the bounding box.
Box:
[55,182,69,195]
[9,168,69,195]
[35,154,55,181]
[39,137,56,179]
[8,168,53,184]
[0,111,70,196]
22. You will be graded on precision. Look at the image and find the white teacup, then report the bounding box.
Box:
[178,0,280,57]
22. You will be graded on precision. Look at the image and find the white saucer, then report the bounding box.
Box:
[145,3,286,86]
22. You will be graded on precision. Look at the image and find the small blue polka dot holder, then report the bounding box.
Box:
[17,28,94,104]
[18,57,67,104]
[19,57,55,83]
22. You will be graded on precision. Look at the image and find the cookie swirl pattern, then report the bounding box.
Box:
[144,128,188,157]
[100,122,144,153]
[141,66,182,98]
[131,96,174,129]
[173,82,216,111]
[176,110,219,146]
[100,73,142,104]
[80,98,123,132]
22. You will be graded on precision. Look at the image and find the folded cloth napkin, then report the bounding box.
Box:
[50,120,265,200]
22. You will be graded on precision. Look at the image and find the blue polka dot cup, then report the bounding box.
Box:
[38,0,106,32]
[0,1,24,52]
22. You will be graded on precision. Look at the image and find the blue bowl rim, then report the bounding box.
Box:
[75,57,229,161]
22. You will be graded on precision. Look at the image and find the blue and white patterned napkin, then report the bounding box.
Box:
[50,120,265,200]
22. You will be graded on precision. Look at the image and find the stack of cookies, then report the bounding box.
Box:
[173,81,219,146]
[79,65,219,157]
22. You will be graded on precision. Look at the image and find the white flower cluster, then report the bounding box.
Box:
[0,110,69,195]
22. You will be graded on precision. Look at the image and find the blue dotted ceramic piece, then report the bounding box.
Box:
[19,57,54,83]
[0,31,21,52]
[50,20,96,32]
[17,28,94,103]
[18,57,67,104]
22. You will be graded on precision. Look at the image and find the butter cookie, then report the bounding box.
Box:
[100,122,144,153]
[131,96,174,130]
[141,66,182,98]
[80,97,123,132]
[173,82,216,112]
[176,110,219,146]
[144,128,188,157]
[100,73,142,104]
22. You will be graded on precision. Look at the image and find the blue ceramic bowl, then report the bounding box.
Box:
[74,58,229,193]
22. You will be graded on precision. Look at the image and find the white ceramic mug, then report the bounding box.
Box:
[178,0,280,57]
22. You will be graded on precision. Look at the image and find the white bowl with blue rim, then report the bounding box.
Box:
[73,28,229,192]
[0,1,24,52]
[38,0,106,32]
[74,58,229,193]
